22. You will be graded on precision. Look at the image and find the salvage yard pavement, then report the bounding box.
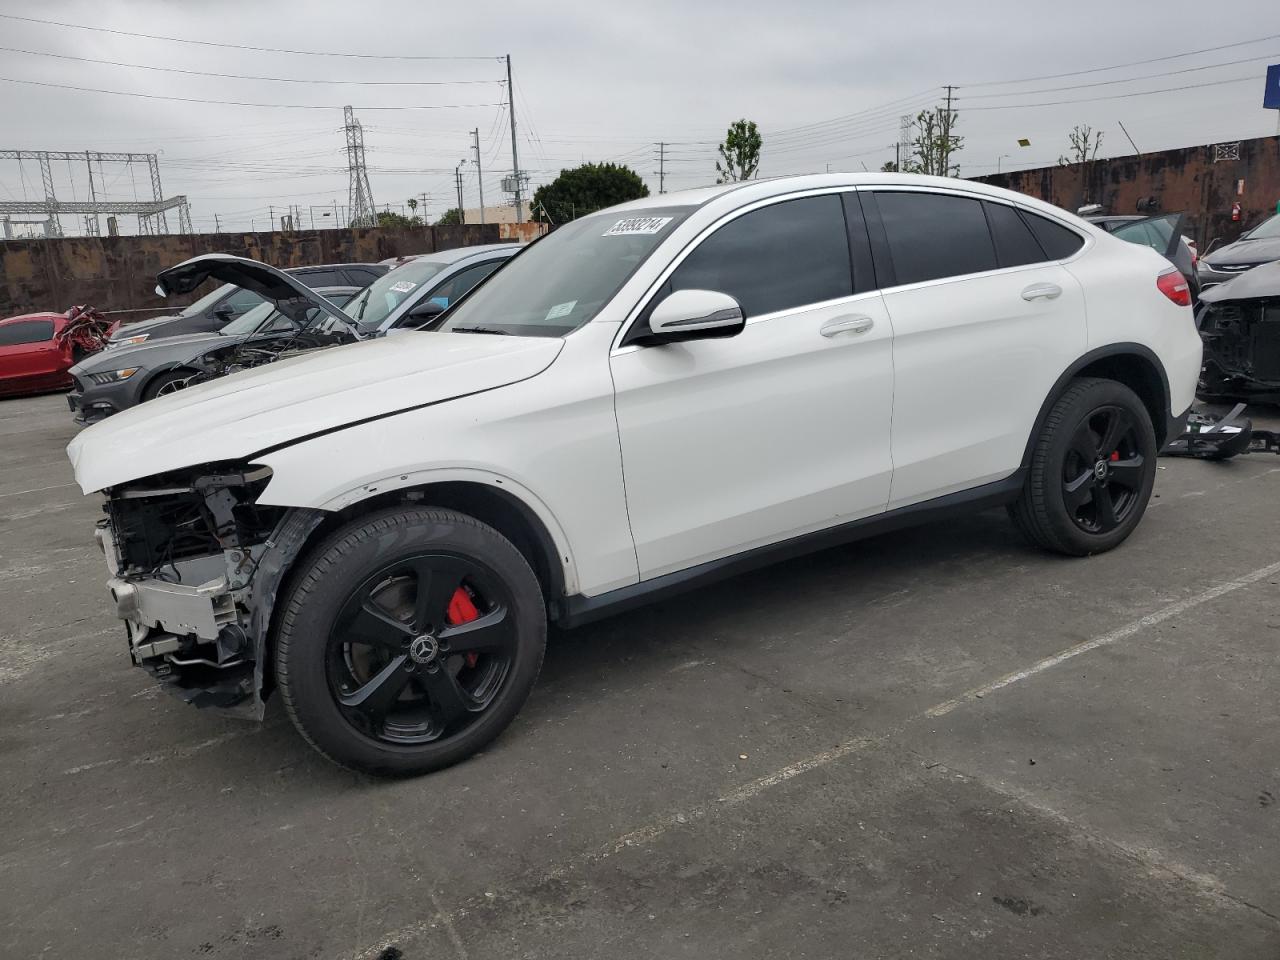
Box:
[2,392,1278,959]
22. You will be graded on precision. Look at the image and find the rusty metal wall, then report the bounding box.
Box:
[977,135,1280,250]
[0,221,547,318]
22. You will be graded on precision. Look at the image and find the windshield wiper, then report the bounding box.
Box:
[449,325,512,336]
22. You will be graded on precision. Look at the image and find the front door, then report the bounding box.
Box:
[610,193,895,580]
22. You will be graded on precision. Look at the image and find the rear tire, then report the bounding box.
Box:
[275,506,546,777]
[1009,377,1157,556]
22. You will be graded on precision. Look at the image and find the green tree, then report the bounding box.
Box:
[407,197,419,218]
[435,208,463,226]
[909,107,963,177]
[531,162,648,224]
[715,119,762,183]
[374,210,421,228]
[880,160,899,172]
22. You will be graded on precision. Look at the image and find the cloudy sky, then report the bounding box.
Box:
[1,0,1277,235]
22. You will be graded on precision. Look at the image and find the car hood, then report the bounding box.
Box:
[71,331,235,374]
[1205,236,1280,267]
[67,332,564,493]
[157,254,356,328]
[109,313,185,339]
[1199,260,1280,304]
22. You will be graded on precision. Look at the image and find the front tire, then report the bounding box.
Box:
[275,507,546,777]
[1009,377,1158,556]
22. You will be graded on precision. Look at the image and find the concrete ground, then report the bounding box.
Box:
[1,391,1278,960]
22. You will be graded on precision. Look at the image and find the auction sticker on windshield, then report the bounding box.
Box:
[603,216,672,237]
[544,300,577,321]
[390,280,417,294]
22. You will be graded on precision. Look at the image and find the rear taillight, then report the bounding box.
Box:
[1157,268,1191,307]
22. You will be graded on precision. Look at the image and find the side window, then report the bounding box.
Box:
[427,261,503,308]
[984,202,1047,268]
[1021,211,1085,260]
[875,191,997,284]
[0,320,55,346]
[666,194,853,319]
[298,269,344,288]
[219,287,265,316]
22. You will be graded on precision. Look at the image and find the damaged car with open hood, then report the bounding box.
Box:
[67,174,1202,777]
[1195,259,1280,403]
[68,255,363,423]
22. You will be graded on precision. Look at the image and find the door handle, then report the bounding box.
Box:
[820,315,875,338]
[1021,282,1062,301]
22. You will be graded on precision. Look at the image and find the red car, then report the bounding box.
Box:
[0,307,117,399]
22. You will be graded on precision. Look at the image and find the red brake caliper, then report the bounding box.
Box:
[446,587,481,668]
[1110,450,1121,461]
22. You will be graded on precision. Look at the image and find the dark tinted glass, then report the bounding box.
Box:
[876,192,997,284]
[343,266,384,284]
[669,194,852,318]
[431,260,502,305]
[298,269,344,287]
[985,202,1047,268]
[0,320,54,346]
[1023,212,1084,259]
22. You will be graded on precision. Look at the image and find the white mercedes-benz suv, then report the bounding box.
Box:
[68,174,1202,776]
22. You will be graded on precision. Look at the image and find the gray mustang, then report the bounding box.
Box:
[67,244,519,424]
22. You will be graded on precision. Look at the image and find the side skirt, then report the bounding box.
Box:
[557,471,1027,629]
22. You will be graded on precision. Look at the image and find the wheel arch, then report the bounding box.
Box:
[281,473,576,616]
[140,364,202,401]
[1023,343,1173,465]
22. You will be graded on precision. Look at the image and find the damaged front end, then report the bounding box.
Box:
[190,324,356,385]
[98,464,324,719]
[1197,261,1280,403]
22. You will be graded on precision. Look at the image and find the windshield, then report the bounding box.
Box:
[1244,213,1280,240]
[221,301,275,335]
[439,208,692,337]
[346,260,448,332]
[178,282,238,318]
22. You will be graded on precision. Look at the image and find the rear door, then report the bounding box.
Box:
[610,192,896,579]
[863,189,1088,507]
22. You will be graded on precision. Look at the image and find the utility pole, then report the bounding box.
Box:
[472,128,485,224]
[419,192,429,223]
[214,213,221,233]
[455,161,466,224]
[655,141,666,194]
[506,54,523,223]
[941,85,957,176]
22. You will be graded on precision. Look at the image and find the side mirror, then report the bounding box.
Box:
[213,306,236,322]
[645,289,745,344]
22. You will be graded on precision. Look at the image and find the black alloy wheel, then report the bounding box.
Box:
[1060,405,1145,534]
[275,507,546,777]
[328,554,515,745]
[1008,377,1158,556]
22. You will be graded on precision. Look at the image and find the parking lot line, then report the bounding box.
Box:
[0,480,76,499]
[350,555,1280,960]
[925,556,1280,717]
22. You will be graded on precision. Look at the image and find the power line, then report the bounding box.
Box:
[0,75,506,110]
[0,45,506,86]
[960,50,1280,99]
[961,74,1258,111]
[960,32,1280,86]
[0,13,501,60]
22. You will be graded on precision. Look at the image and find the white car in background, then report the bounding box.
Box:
[68,173,1202,777]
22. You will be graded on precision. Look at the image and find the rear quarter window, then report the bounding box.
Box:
[1022,212,1085,260]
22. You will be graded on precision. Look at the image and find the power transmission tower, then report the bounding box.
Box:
[344,105,377,227]
[898,115,912,172]
[655,142,666,194]
[472,128,485,224]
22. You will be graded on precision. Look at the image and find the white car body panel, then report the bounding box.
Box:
[67,333,563,494]
[882,259,1087,507]
[611,288,894,579]
[68,173,1202,609]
